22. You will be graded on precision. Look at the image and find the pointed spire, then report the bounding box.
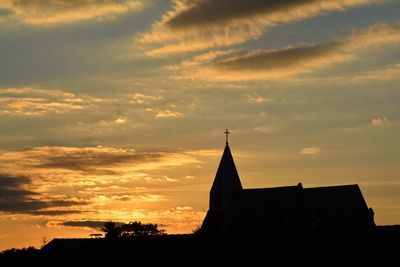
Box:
[209,140,243,211]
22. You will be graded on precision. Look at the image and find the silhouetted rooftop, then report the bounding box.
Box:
[202,141,375,235]
[211,144,242,191]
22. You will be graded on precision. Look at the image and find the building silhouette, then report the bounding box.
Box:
[29,131,400,264]
[201,131,375,235]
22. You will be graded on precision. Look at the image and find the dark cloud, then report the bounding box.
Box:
[0,174,31,187]
[0,173,87,215]
[33,148,163,172]
[143,0,372,55]
[61,220,123,230]
[166,0,357,29]
[0,188,38,198]
[0,200,45,212]
[214,42,341,72]
[0,202,83,215]
[28,210,84,216]
[0,174,37,198]
[49,200,87,207]
[117,196,131,201]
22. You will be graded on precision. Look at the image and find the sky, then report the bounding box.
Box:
[0,0,399,250]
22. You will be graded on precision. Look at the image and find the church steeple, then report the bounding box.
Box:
[209,130,243,212]
[224,128,230,145]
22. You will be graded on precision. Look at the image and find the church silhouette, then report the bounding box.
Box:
[201,129,375,235]
[32,130,398,264]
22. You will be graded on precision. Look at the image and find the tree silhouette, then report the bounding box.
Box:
[102,221,121,238]
[102,221,165,238]
[191,224,202,235]
[121,221,165,237]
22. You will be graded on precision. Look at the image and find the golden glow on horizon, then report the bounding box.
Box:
[0,145,218,248]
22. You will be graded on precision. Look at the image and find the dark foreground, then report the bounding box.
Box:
[1,225,399,264]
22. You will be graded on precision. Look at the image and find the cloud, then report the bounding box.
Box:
[91,193,165,203]
[0,146,206,186]
[173,42,349,80]
[0,173,86,215]
[371,117,389,126]
[246,95,270,104]
[254,124,280,134]
[131,93,163,104]
[175,23,400,80]
[352,64,400,82]
[145,206,206,234]
[164,50,237,70]
[0,146,215,228]
[300,147,320,155]
[0,0,142,26]
[214,42,343,72]
[0,174,36,198]
[0,87,84,116]
[0,87,77,98]
[60,220,123,230]
[140,0,373,56]
[114,117,127,124]
[144,176,178,183]
[28,210,84,215]
[156,110,183,118]
[184,149,221,157]
[4,146,164,173]
[0,173,30,187]
[165,0,371,29]
[0,87,162,123]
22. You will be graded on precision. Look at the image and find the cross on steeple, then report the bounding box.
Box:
[224,128,230,145]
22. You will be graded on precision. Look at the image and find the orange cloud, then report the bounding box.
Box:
[246,95,271,104]
[131,93,163,104]
[164,49,236,71]
[165,0,372,30]
[0,87,134,116]
[114,117,127,124]
[0,146,202,178]
[0,145,217,201]
[0,145,215,233]
[0,87,85,116]
[0,173,87,216]
[300,147,321,155]
[0,0,142,26]
[140,0,374,56]
[371,117,389,126]
[352,63,400,81]
[156,110,183,118]
[171,23,400,81]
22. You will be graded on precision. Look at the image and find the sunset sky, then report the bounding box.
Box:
[1,0,400,250]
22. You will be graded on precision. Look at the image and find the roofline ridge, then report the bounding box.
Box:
[305,184,360,189]
[244,185,300,190]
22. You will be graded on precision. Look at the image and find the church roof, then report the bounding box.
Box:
[228,186,300,232]
[301,184,368,211]
[285,184,370,230]
[211,144,242,191]
[202,183,373,234]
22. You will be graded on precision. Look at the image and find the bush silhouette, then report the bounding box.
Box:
[102,221,165,238]
[102,221,122,238]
